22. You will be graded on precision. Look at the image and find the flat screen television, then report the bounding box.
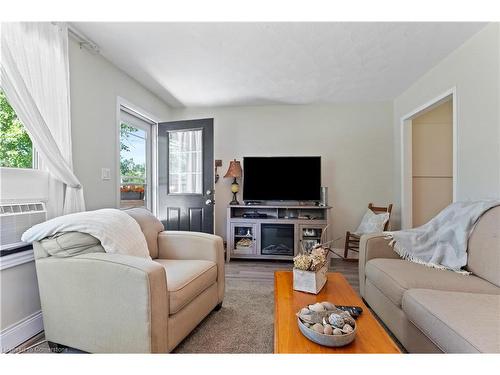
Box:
[243,156,321,201]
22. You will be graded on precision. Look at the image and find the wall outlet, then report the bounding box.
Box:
[101,168,111,180]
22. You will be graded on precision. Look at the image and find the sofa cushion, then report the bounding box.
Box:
[365,258,499,307]
[154,259,217,314]
[402,289,500,353]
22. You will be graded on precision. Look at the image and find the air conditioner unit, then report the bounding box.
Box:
[0,202,47,252]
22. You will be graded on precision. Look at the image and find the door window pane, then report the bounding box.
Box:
[120,123,147,208]
[168,129,202,194]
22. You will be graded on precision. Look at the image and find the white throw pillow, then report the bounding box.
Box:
[354,209,389,235]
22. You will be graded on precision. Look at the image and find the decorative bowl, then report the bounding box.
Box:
[297,317,356,347]
[296,302,357,347]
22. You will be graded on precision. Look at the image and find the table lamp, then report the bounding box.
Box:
[224,159,242,205]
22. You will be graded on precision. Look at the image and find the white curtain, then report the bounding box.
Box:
[0,22,85,216]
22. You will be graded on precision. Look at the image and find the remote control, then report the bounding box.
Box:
[335,305,363,318]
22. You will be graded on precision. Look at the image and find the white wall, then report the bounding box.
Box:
[69,39,171,210]
[392,23,500,228]
[169,102,394,246]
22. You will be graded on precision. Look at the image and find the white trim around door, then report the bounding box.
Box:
[115,97,159,216]
[400,87,458,229]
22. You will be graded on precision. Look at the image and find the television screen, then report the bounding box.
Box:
[243,156,321,201]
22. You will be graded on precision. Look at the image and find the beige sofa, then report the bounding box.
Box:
[33,208,225,353]
[359,206,500,353]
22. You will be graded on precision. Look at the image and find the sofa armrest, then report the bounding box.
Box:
[358,233,399,297]
[158,231,225,303]
[35,252,168,353]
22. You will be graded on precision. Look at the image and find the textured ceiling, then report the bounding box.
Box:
[73,22,486,107]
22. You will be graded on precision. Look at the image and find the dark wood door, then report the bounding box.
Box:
[158,118,214,233]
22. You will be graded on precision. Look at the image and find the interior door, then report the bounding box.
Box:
[158,118,214,233]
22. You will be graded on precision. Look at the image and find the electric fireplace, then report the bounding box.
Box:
[260,223,294,256]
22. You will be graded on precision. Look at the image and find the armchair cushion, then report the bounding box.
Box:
[158,231,225,304]
[35,231,104,259]
[154,259,217,314]
[124,208,164,259]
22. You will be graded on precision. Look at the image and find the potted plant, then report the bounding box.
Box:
[133,185,145,199]
[120,185,144,200]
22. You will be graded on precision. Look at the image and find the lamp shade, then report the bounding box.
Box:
[224,159,242,179]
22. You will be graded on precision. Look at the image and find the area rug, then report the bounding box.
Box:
[173,258,357,353]
[174,278,274,353]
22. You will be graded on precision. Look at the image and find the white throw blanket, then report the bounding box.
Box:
[22,208,151,259]
[387,200,500,273]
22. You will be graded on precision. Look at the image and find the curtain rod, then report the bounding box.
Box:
[67,24,100,54]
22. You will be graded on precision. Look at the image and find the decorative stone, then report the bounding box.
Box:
[328,314,345,328]
[304,323,311,328]
[344,316,356,326]
[342,324,354,333]
[309,303,326,312]
[300,307,311,315]
[300,314,312,322]
[321,301,336,310]
[323,324,333,335]
[333,328,343,335]
[312,323,324,333]
[340,311,351,319]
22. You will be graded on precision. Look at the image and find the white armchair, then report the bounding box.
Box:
[33,208,224,353]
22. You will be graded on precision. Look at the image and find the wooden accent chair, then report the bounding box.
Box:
[343,203,393,260]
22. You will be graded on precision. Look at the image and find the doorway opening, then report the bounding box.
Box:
[400,88,457,229]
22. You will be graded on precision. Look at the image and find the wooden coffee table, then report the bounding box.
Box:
[274,271,401,353]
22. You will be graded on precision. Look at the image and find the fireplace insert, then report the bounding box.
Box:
[260,223,294,256]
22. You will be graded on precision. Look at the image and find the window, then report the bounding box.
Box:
[0,89,35,169]
[119,107,153,209]
[168,129,203,194]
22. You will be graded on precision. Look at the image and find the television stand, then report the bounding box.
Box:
[226,204,332,262]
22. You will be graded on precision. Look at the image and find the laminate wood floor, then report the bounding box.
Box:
[226,258,359,292]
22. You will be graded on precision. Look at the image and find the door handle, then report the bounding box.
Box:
[205,199,215,206]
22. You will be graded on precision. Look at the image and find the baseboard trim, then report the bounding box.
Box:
[0,310,44,353]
